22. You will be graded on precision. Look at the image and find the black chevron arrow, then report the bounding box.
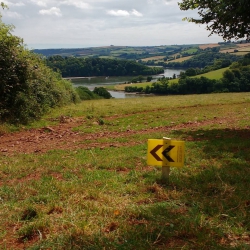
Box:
[150,145,163,161]
[162,145,175,162]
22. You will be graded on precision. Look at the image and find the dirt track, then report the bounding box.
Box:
[0,116,239,155]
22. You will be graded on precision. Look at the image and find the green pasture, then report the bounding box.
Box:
[0,93,250,249]
[182,48,198,54]
[114,67,228,91]
[167,55,193,63]
[194,67,229,80]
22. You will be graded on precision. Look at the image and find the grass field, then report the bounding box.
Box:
[167,55,193,63]
[0,93,250,249]
[199,44,220,49]
[142,56,165,62]
[220,44,250,54]
[182,48,198,54]
[195,67,229,80]
[114,67,228,91]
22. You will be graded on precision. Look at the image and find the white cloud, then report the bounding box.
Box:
[36,1,48,7]
[131,9,143,17]
[39,7,62,17]
[4,1,25,7]
[107,10,130,17]
[61,0,91,9]
[29,0,48,7]
[107,9,143,17]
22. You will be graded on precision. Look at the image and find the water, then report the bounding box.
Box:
[70,68,185,98]
[161,68,185,78]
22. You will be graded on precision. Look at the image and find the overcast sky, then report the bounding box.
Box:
[1,0,223,49]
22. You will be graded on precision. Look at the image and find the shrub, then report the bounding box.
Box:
[0,18,79,124]
[93,87,112,99]
[75,86,100,100]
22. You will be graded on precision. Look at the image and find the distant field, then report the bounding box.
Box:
[233,51,250,56]
[194,67,228,80]
[236,43,250,48]
[142,56,165,62]
[99,56,116,59]
[220,44,250,54]
[182,48,198,54]
[199,43,220,49]
[167,55,193,63]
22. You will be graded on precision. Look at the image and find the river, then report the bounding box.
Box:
[70,68,185,98]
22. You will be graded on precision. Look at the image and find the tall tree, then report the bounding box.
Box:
[178,0,250,40]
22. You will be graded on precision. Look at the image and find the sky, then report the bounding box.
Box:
[1,0,224,49]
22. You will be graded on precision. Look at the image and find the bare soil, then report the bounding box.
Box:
[0,116,240,156]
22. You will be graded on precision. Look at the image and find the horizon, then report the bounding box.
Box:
[31,42,220,51]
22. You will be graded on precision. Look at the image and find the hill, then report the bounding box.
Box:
[33,42,250,64]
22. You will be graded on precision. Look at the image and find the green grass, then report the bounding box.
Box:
[114,68,228,91]
[182,48,198,54]
[194,67,229,80]
[167,55,193,63]
[0,93,250,249]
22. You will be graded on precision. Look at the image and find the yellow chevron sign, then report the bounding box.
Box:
[147,139,185,167]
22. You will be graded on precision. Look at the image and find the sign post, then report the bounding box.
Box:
[147,137,185,183]
[162,166,171,182]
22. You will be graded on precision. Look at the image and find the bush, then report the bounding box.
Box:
[93,87,112,99]
[0,18,79,124]
[75,86,100,100]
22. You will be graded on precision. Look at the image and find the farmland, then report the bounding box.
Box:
[220,43,250,55]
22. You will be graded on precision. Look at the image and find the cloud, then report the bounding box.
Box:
[107,10,130,17]
[107,9,143,17]
[4,1,25,7]
[39,7,62,17]
[2,0,223,49]
[29,0,48,7]
[61,0,91,9]
[131,9,143,17]
[36,1,48,7]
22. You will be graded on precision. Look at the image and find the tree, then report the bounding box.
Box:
[178,0,250,40]
[146,76,153,82]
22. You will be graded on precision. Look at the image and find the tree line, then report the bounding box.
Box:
[46,56,164,77]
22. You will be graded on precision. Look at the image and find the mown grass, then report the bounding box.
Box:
[0,93,250,249]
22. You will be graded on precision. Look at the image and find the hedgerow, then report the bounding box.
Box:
[0,13,79,124]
